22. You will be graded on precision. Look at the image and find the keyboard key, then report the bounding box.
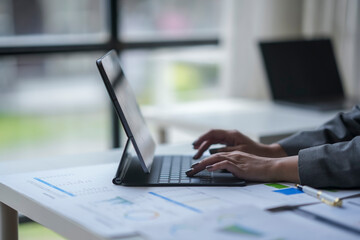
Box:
[157,155,203,184]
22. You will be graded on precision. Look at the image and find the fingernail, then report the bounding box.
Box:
[206,165,213,170]
[192,154,199,159]
[185,168,194,174]
[192,141,197,145]
[191,162,199,167]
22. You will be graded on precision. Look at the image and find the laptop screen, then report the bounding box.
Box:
[259,38,344,102]
[97,50,156,172]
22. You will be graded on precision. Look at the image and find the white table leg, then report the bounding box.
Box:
[159,127,168,144]
[0,202,18,240]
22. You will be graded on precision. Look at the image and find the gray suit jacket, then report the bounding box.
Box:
[278,105,360,188]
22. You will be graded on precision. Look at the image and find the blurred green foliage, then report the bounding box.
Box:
[19,222,65,240]
[173,63,218,101]
[0,112,108,152]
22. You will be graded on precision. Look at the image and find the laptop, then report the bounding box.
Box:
[96,50,246,186]
[259,38,355,111]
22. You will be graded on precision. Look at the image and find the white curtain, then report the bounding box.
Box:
[302,0,360,100]
[222,0,360,100]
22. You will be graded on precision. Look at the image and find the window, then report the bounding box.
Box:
[121,47,221,105]
[0,0,222,161]
[0,53,109,160]
[120,0,221,41]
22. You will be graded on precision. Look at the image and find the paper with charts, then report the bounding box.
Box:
[139,205,360,240]
[1,163,360,238]
[300,198,360,233]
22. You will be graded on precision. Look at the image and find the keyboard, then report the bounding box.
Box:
[157,155,212,184]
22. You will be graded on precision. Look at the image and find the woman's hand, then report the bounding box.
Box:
[192,129,287,159]
[186,151,300,183]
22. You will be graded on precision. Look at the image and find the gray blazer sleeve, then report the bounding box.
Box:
[298,137,360,188]
[277,105,360,188]
[278,105,360,156]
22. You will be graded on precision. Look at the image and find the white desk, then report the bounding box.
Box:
[1,145,359,240]
[0,144,195,240]
[143,98,339,143]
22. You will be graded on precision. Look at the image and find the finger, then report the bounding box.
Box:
[206,160,241,178]
[193,141,214,159]
[192,129,226,149]
[186,154,233,176]
[192,131,214,149]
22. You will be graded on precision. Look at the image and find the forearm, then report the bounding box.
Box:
[266,143,288,158]
[272,155,300,183]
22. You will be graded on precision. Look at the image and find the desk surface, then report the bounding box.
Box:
[1,144,360,240]
[143,98,339,142]
[0,144,196,240]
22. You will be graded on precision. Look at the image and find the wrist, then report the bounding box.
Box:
[266,143,288,158]
[272,156,300,183]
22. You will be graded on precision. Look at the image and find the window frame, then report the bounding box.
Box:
[0,0,220,148]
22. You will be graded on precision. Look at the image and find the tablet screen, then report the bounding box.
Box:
[97,50,155,172]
